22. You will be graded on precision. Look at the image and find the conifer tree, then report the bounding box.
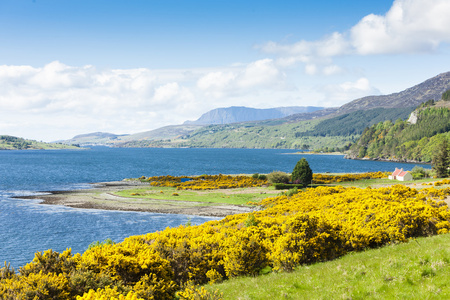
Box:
[291,158,313,187]
[432,139,449,178]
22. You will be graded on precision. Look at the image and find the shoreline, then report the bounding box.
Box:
[14,180,255,217]
[343,154,431,165]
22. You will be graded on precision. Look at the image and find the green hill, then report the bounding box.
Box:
[296,107,414,137]
[347,101,450,162]
[0,135,80,150]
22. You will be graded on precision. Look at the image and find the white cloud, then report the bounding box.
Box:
[196,59,285,99]
[351,0,450,54]
[260,0,450,74]
[321,78,381,105]
[259,32,350,72]
[196,71,236,98]
[305,64,318,75]
[238,59,282,88]
[154,82,180,103]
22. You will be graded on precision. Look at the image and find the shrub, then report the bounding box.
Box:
[267,171,290,184]
[0,263,15,280]
[442,89,450,101]
[177,281,223,300]
[411,166,429,179]
[87,238,115,250]
[258,174,267,180]
[285,187,299,197]
[76,286,143,300]
[273,183,305,190]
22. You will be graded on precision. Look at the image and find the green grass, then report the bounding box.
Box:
[114,186,278,206]
[335,177,438,189]
[206,233,450,299]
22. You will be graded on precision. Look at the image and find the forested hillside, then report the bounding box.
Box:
[296,107,414,137]
[347,104,450,162]
[120,119,357,150]
[181,119,357,149]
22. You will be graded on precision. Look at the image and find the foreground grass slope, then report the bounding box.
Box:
[208,233,450,299]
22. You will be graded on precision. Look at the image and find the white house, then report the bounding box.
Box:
[389,168,413,181]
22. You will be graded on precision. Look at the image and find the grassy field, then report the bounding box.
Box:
[114,186,279,205]
[205,233,450,299]
[335,177,438,189]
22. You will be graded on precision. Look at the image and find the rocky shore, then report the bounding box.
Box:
[14,180,254,217]
[344,154,430,164]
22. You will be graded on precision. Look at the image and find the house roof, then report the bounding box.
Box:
[392,168,403,176]
[398,170,410,178]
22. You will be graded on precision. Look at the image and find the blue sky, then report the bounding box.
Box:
[1,0,450,141]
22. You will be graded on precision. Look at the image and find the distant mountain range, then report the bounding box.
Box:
[61,106,326,146]
[58,71,450,148]
[184,106,324,125]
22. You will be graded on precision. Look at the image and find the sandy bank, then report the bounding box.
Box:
[14,180,255,217]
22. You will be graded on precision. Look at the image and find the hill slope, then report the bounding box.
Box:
[61,132,128,146]
[63,125,203,147]
[0,135,80,150]
[207,233,450,299]
[336,71,450,115]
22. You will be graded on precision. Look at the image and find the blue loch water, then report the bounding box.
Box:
[0,147,429,268]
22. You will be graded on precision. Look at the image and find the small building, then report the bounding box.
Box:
[389,168,413,181]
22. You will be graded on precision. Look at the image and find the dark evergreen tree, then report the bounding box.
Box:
[432,139,449,178]
[291,158,313,187]
[442,89,450,101]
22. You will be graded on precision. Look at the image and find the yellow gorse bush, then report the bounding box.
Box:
[312,171,389,184]
[434,178,450,186]
[145,174,267,190]
[76,286,143,300]
[2,182,450,299]
[0,271,71,299]
[177,281,223,300]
